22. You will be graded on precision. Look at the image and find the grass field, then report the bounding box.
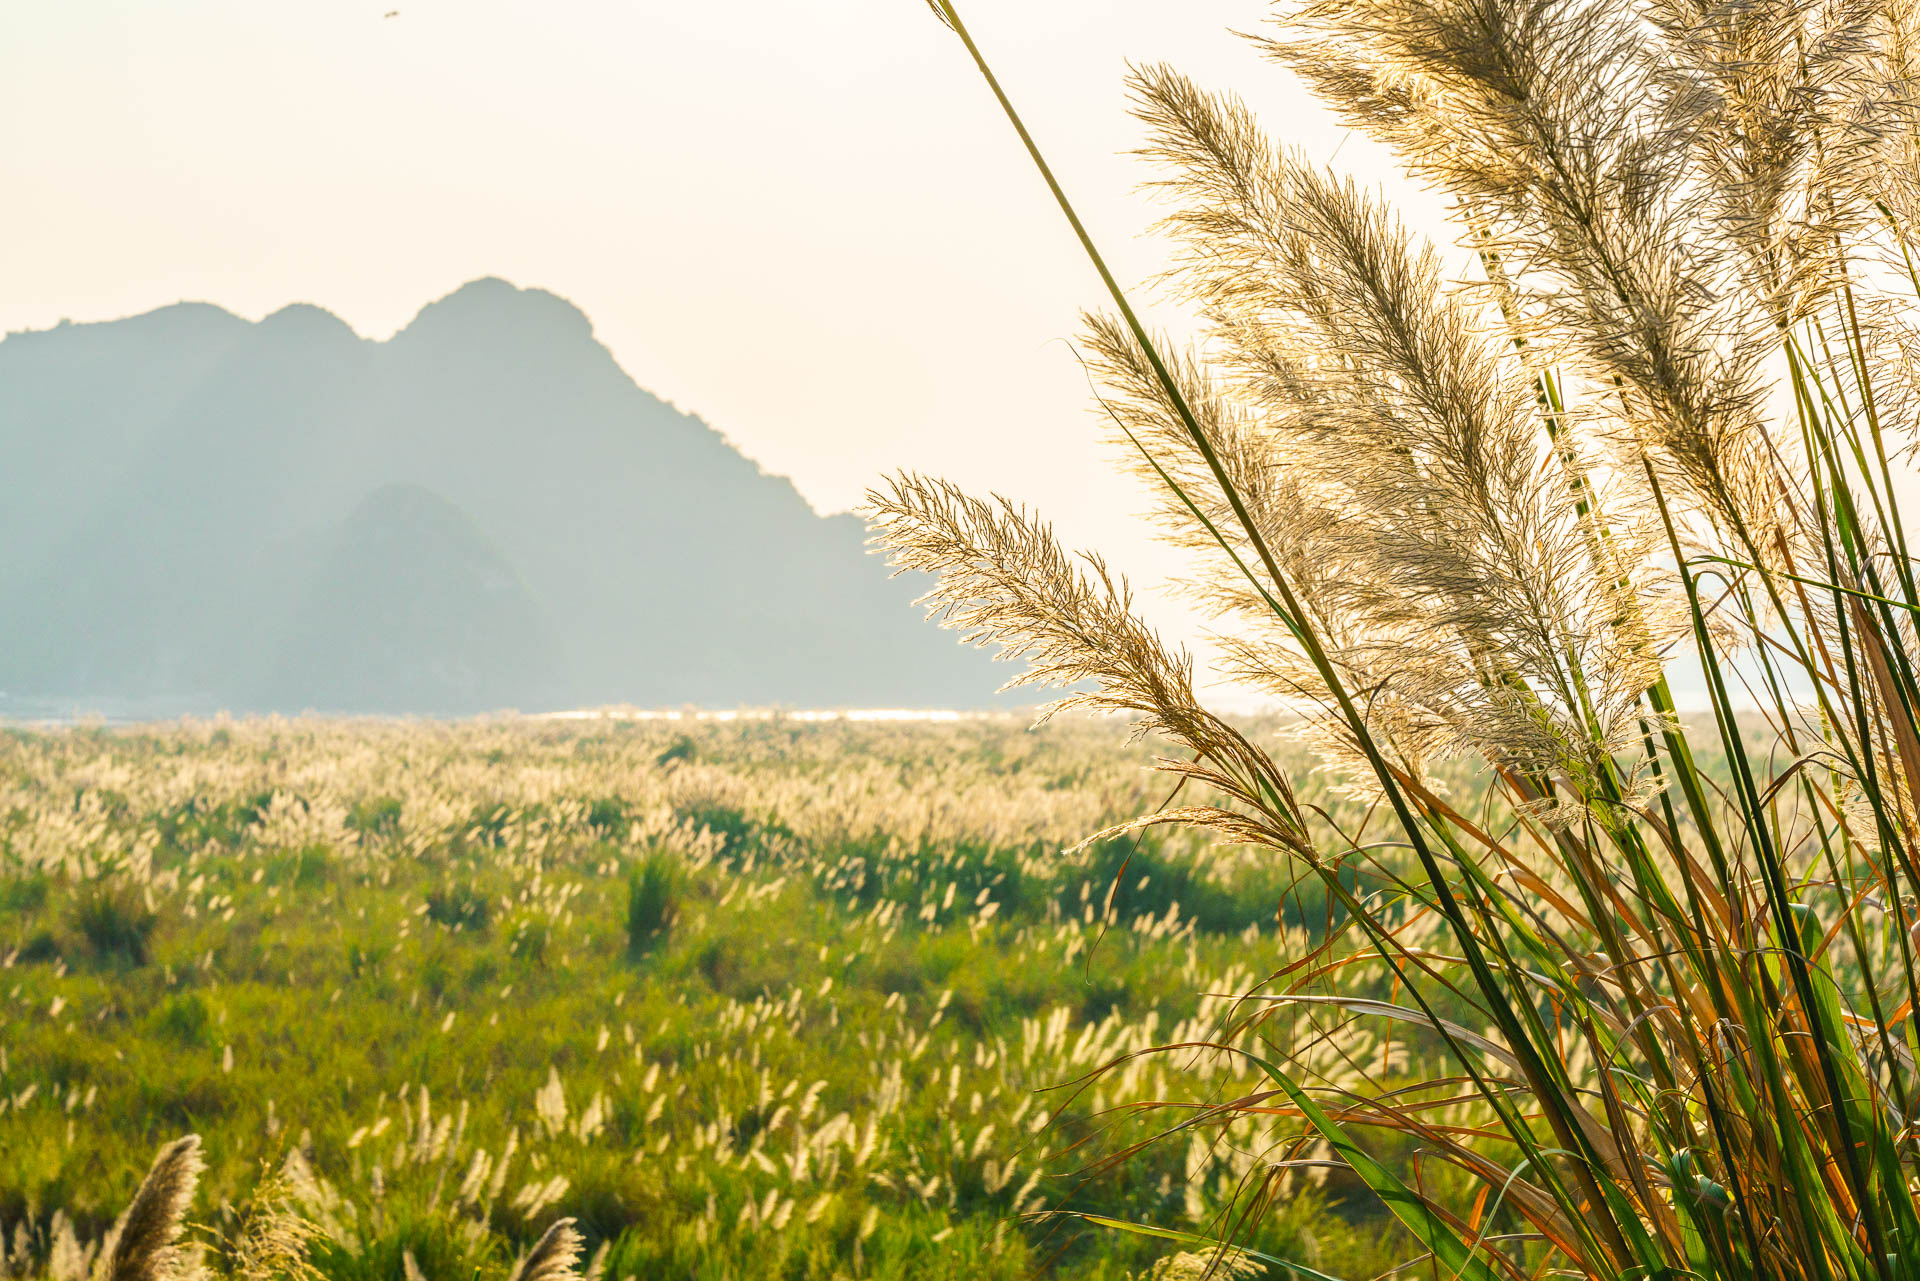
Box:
[0,715,1417,1280]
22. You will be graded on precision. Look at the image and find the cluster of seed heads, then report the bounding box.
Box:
[95,1135,580,1281]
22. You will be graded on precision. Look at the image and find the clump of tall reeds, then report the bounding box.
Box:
[884,0,1920,1276]
[625,853,680,956]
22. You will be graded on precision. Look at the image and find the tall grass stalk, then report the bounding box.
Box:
[878,1,1920,1275]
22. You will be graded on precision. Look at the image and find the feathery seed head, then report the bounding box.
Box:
[507,1218,583,1281]
[98,1135,203,1281]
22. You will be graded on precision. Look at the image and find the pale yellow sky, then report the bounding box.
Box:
[0,0,1450,685]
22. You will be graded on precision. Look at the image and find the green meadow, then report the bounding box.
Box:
[0,716,1414,1280]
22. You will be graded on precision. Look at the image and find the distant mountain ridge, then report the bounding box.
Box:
[0,278,1002,715]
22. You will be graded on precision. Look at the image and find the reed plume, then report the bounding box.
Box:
[97,1136,202,1281]
[505,1217,582,1281]
[899,0,1920,1275]
[868,472,1316,857]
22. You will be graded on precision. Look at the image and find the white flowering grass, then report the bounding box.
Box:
[0,716,1409,1279]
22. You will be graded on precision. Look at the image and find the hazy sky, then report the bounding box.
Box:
[0,0,1450,682]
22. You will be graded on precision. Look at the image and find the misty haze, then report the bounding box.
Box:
[0,278,1002,718]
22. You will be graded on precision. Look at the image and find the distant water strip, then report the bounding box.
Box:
[535,707,994,723]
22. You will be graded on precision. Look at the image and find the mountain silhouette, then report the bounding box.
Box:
[0,279,1002,715]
